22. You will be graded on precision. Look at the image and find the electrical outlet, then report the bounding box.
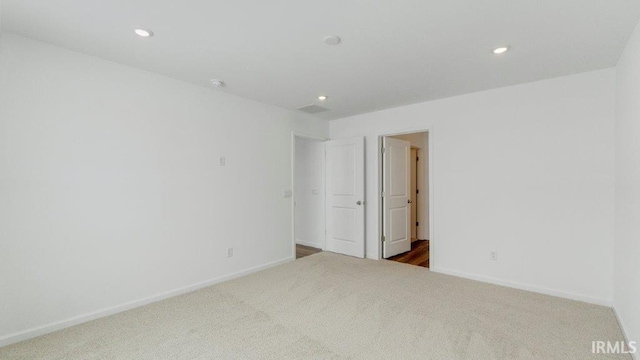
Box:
[227,247,234,258]
[490,251,498,261]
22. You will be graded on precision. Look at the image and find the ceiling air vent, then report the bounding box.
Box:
[297,104,329,114]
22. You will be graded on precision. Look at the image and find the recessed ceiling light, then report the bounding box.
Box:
[318,95,328,101]
[210,79,225,88]
[493,46,510,54]
[134,29,154,37]
[323,35,341,45]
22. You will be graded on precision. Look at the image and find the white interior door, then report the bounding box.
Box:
[382,137,411,258]
[410,148,418,240]
[325,137,365,258]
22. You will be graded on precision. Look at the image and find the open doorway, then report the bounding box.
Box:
[379,131,430,268]
[292,135,325,259]
[292,134,366,260]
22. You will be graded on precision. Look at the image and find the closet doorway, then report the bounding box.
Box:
[380,131,430,268]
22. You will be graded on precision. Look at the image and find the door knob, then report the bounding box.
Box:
[356,201,362,205]
[408,199,412,203]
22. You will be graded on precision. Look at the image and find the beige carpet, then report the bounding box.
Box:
[0,252,630,359]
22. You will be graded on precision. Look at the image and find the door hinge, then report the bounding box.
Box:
[381,191,386,197]
[417,157,419,161]
[416,222,419,227]
[416,189,419,194]
[381,235,386,243]
[381,147,386,154]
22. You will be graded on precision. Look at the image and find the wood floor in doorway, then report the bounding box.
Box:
[388,240,429,268]
[296,244,322,259]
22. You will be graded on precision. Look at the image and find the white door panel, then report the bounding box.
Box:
[410,148,417,240]
[383,137,411,258]
[325,137,365,258]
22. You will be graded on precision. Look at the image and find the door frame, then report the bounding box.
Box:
[378,127,434,265]
[410,146,419,241]
[291,132,328,260]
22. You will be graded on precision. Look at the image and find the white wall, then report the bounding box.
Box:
[330,69,616,305]
[0,33,328,345]
[294,136,325,248]
[614,20,640,350]
[390,132,429,240]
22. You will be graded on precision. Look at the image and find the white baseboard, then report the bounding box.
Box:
[366,252,381,260]
[430,266,612,307]
[613,306,638,360]
[295,239,323,249]
[0,256,294,348]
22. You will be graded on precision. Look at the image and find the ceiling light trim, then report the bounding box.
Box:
[323,35,342,45]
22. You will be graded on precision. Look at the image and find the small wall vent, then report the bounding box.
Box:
[297,104,329,114]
